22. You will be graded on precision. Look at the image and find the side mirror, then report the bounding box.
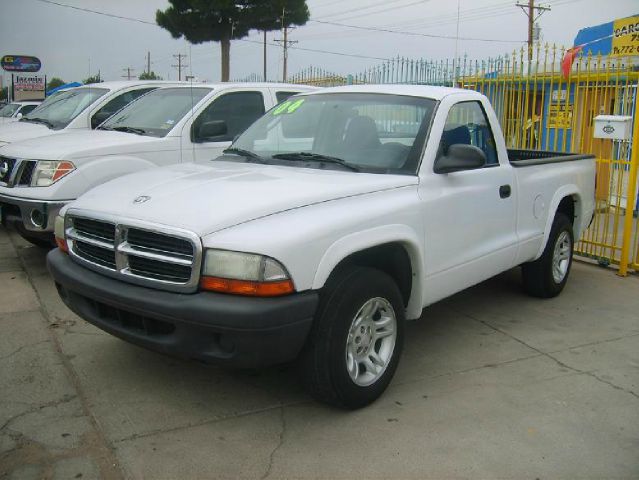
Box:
[434,144,486,174]
[196,120,228,142]
[91,111,112,129]
[15,113,23,120]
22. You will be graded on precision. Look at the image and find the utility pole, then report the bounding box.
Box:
[516,1,551,62]
[146,51,151,75]
[274,8,297,82]
[172,54,188,81]
[122,67,135,80]
[263,30,267,82]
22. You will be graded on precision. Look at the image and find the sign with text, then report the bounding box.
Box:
[1,55,42,72]
[612,15,639,56]
[13,74,45,101]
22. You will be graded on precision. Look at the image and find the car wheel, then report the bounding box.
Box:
[300,266,405,409]
[522,213,574,298]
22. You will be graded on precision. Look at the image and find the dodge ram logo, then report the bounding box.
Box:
[0,161,8,177]
[133,195,151,204]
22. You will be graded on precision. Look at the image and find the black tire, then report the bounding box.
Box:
[300,266,405,409]
[522,213,574,298]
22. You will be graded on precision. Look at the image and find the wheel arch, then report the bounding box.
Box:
[536,187,582,259]
[312,225,424,320]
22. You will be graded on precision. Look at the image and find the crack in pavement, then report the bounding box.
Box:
[261,406,286,480]
[0,394,77,433]
[0,339,50,361]
[114,399,306,444]
[451,306,639,401]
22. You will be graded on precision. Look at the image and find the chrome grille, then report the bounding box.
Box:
[0,157,37,187]
[66,213,202,293]
[0,156,17,185]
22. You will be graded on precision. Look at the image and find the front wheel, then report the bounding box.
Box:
[300,267,405,409]
[522,213,574,298]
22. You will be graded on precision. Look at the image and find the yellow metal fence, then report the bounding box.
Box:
[284,46,639,274]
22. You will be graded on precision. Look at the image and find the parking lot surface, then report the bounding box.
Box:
[1,226,638,479]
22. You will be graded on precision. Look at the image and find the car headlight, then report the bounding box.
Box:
[200,249,294,296]
[30,160,75,187]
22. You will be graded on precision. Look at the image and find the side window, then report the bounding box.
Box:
[439,101,498,166]
[275,91,298,103]
[192,91,265,143]
[91,88,155,128]
[20,105,38,116]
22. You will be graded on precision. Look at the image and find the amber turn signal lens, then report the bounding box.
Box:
[55,237,68,253]
[200,276,294,297]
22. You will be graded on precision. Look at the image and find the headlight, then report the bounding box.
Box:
[200,249,294,296]
[30,160,75,187]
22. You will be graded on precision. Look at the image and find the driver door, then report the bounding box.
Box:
[189,90,266,164]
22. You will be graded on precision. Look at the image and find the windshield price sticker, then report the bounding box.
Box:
[272,99,305,116]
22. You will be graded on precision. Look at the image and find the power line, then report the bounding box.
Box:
[33,0,156,25]
[313,0,422,20]
[310,19,525,43]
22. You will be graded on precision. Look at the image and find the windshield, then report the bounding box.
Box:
[23,87,108,129]
[230,93,437,174]
[100,87,211,137]
[0,103,21,117]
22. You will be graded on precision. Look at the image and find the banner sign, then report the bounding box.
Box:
[1,55,42,72]
[612,15,639,56]
[13,74,46,101]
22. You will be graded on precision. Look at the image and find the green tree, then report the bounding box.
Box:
[156,0,309,82]
[139,71,163,80]
[83,73,102,84]
[47,77,66,90]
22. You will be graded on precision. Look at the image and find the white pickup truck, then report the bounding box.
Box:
[47,85,596,408]
[0,83,314,245]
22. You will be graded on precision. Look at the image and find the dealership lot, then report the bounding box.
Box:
[1,226,638,479]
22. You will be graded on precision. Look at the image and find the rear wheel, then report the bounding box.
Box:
[300,266,405,409]
[522,213,573,298]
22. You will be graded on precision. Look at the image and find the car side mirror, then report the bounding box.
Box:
[91,111,112,129]
[196,120,228,142]
[16,113,23,120]
[434,144,486,174]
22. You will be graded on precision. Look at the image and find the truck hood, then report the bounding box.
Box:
[0,121,56,145]
[69,162,418,236]
[0,130,163,161]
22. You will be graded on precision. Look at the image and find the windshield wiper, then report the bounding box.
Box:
[271,152,361,172]
[22,117,55,129]
[101,126,148,135]
[222,147,268,164]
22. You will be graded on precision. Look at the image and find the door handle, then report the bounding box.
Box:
[499,184,511,198]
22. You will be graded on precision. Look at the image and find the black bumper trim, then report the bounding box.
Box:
[47,248,319,367]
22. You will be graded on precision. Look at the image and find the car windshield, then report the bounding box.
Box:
[229,93,437,174]
[100,87,212,137]
[0,103,21,117]
[22,87,108,129]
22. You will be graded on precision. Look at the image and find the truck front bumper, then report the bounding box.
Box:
[47,249,319,368]
[0,192,67,234]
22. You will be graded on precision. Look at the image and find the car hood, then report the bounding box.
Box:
[0,130,163,161]
[0,121,56,145]
[69,161,418,237]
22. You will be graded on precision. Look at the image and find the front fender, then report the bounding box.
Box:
[313,224,425,320]
[74,155,161,195]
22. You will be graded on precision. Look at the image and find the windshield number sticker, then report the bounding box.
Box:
[272,99,304,116]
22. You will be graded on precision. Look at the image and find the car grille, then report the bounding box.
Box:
[66,215,201,292]
[0,157,37,187]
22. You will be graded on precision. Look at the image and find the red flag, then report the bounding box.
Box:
[561,45,583,79]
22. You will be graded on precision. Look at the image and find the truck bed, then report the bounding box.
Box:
[508,149,595,167]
